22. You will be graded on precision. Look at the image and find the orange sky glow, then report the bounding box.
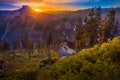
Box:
[0,0,120,11]
[21,2,83,12]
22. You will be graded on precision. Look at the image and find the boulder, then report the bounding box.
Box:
[58,42,76,58]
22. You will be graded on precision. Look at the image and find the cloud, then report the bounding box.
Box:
[1,0,120,11]
[0,0,100,3]
[0,0,102,9]
[43,0,89,3]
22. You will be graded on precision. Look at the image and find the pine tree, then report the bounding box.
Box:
[46,33,53,47]
[113,19,119,37]
[106,8,116,40]
[96,6,102,24]
[99,8,116,43]
[84,8,98,47]
[28,37,34,60]
[36,39,44,54]
[99,18,108,44]
[89,8,95,18]
[22,36,28,50]
[12,39,20,50]
[75,18,84,50]
[96,7,102,44]
[11,39,20,59]
[22,36,34,59]
[46,33,53,64]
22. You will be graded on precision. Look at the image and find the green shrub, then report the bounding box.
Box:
[37,37,120,80]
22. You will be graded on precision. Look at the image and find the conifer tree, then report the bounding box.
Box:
[75,18,84,50]
[99,8,116,43]
[12,39,20,50]
[84,8,98,47]
[96,6,102,24]
[106,8,116,40]
[96,7,102,44]
[89,8,95,18]
[22,36,34,59]
[46,33,53,64]
[99,18,108,44]
[11,39,20,59]
[36,39,44,54]
[113,19,119,37]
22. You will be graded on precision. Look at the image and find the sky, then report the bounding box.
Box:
[0,0,120,11]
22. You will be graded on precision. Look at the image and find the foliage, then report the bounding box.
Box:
[0,37,120,80]
[37,36,120,80]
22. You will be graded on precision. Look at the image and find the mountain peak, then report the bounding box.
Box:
[21,5,31,10]
[19,5,31,13]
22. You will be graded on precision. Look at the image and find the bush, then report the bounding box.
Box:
[37,37,120,80]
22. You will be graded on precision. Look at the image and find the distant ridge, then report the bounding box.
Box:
[0,6,120,42]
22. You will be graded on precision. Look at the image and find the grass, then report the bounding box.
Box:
[0,49,58,80]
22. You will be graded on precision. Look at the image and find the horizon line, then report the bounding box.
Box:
[0,5,120,12]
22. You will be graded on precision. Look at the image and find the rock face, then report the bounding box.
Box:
[0,5,78,43]
[58,42,76,58]
[0,6,120,44]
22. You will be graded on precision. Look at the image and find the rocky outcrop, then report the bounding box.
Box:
[58,42,76,58]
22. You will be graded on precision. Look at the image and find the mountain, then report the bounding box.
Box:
[0,5,78,43]
[0,6,120,43]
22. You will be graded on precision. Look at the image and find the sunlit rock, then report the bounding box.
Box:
[58,42,76,58]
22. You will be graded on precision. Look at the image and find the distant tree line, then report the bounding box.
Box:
[0,33,54,59]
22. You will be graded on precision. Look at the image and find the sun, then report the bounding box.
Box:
[33,8,42,12]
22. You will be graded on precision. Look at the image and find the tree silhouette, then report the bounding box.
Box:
[46,33,53,64]
[75,18,84,51]
[22,36,34,59]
